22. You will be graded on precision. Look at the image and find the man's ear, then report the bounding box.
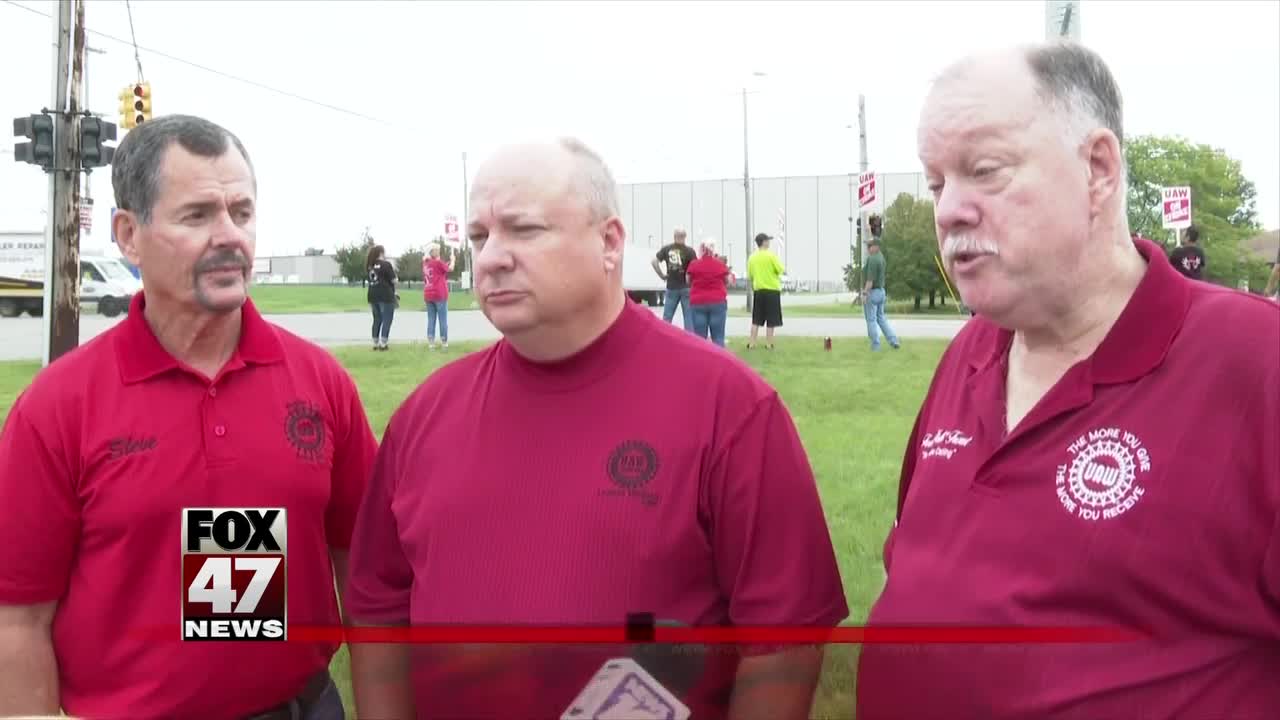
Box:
[601,216,626,273]
[112,210,143,267]
[1084,128,1125,217]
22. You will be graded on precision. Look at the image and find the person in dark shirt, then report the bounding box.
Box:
[366,244,397,350]
[651,228,698,330]
[1169,224,1207,280]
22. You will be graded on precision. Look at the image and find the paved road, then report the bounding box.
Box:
[0,306,968,361]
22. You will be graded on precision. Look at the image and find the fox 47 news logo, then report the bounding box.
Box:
[182,508,286,641]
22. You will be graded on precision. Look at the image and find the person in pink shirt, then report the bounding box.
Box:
[685,237,734,347]
[421,245,454,350]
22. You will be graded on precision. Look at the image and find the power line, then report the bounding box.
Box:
[124,0,143,82]
[1,0,393,126]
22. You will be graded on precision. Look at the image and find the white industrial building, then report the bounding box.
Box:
[252,253,342,284]
[617,171,931,292]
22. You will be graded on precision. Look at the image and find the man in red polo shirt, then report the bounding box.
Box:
[0,115,378,719]
[856,42,1280,718]
[345,138,848,720]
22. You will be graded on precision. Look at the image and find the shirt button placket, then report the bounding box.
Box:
[208,384,226,440]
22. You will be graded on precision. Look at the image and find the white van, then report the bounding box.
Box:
[0,233,143,318]
[623,243,664,307]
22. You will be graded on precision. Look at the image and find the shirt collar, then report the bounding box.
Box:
[971,236,1191,384]
[114,291,286,384]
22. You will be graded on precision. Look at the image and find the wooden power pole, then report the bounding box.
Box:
[44,0,85,365]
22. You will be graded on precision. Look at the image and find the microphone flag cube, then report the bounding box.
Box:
[561,657,691,720]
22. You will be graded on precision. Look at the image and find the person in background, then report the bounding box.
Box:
[366,244,397,351]
[862,238,901,351]
[1169,223,1206,280]
[746,232,785,349]
[857,41,1279,719]
[345,137,847,720]
[0,113,376,720]
[1263,245,1279,301]
[652,228,697,330]
[422,244,454,350]
[686,236,733,347]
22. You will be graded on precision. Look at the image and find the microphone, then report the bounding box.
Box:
[560,618,701,720]
[560,657,691,720]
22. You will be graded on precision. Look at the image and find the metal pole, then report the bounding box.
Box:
[462,151,471,290]
[742,87,753,311]
[82,45,104,211]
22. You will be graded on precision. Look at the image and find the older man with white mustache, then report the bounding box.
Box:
[856,41,1280,719]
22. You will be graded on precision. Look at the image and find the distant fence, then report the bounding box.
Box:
[618,172,929,293]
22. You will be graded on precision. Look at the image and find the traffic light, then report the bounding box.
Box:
[118,82,152,128]
[13,113,55,169]
[81,116,117,169]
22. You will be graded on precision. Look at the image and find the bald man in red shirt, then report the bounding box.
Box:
[345,138,848,720]
[0,115,377,719]
[857,42,1280,719]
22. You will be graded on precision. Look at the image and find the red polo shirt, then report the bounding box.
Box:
[345,299,849,719]
[857,238,1280,718]
[0,292,377,720]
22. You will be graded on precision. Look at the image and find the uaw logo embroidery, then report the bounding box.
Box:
[284,400,327,463]
[920,428,973,460]
[603,440,660,507]
[1055,427,1151,521]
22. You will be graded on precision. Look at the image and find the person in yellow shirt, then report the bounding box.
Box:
[746,233,785,349]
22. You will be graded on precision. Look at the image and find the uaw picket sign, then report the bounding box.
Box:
[1161,186,1192,230]
[1055,427,1151,522]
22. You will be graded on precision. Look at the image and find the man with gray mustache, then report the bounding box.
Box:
[857,41,1280,718]
[0,114,377,719]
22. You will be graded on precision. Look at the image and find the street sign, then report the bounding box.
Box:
[1161,186,1192,230]
[857,172,876,208]
[79,198,93,234]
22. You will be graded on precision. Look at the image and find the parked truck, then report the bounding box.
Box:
[623,242,665,307]
[0,231,143,318]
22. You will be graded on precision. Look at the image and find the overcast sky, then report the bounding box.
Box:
[2,0,1277,259]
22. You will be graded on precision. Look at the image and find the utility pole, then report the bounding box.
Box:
[43,0,84,365]
[82,44,105,216]
[742,87,753,311]
[857,94,870,282]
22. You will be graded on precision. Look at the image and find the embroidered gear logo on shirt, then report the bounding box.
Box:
[1055,427,1151,521]
[603,440,661,506]
[284,400,326,463]
[919,429,973,460]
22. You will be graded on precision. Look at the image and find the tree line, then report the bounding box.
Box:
[842,134,1275,307]
[331,228,471,285]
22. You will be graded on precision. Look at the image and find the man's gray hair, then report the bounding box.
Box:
[1025,41,1124,150]
[557,136,619,222]
[111,114,255,224]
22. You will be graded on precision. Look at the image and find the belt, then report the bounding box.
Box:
[242,670,333,720]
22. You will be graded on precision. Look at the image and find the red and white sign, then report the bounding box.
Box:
[79,197,93,234]
[1161,186,1191,230]
[444,213,460,246]
[857,172,876,208]
[182,507,287,641]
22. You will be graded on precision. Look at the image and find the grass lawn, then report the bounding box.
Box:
[246,284,477,314]
[0,337,949,719]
